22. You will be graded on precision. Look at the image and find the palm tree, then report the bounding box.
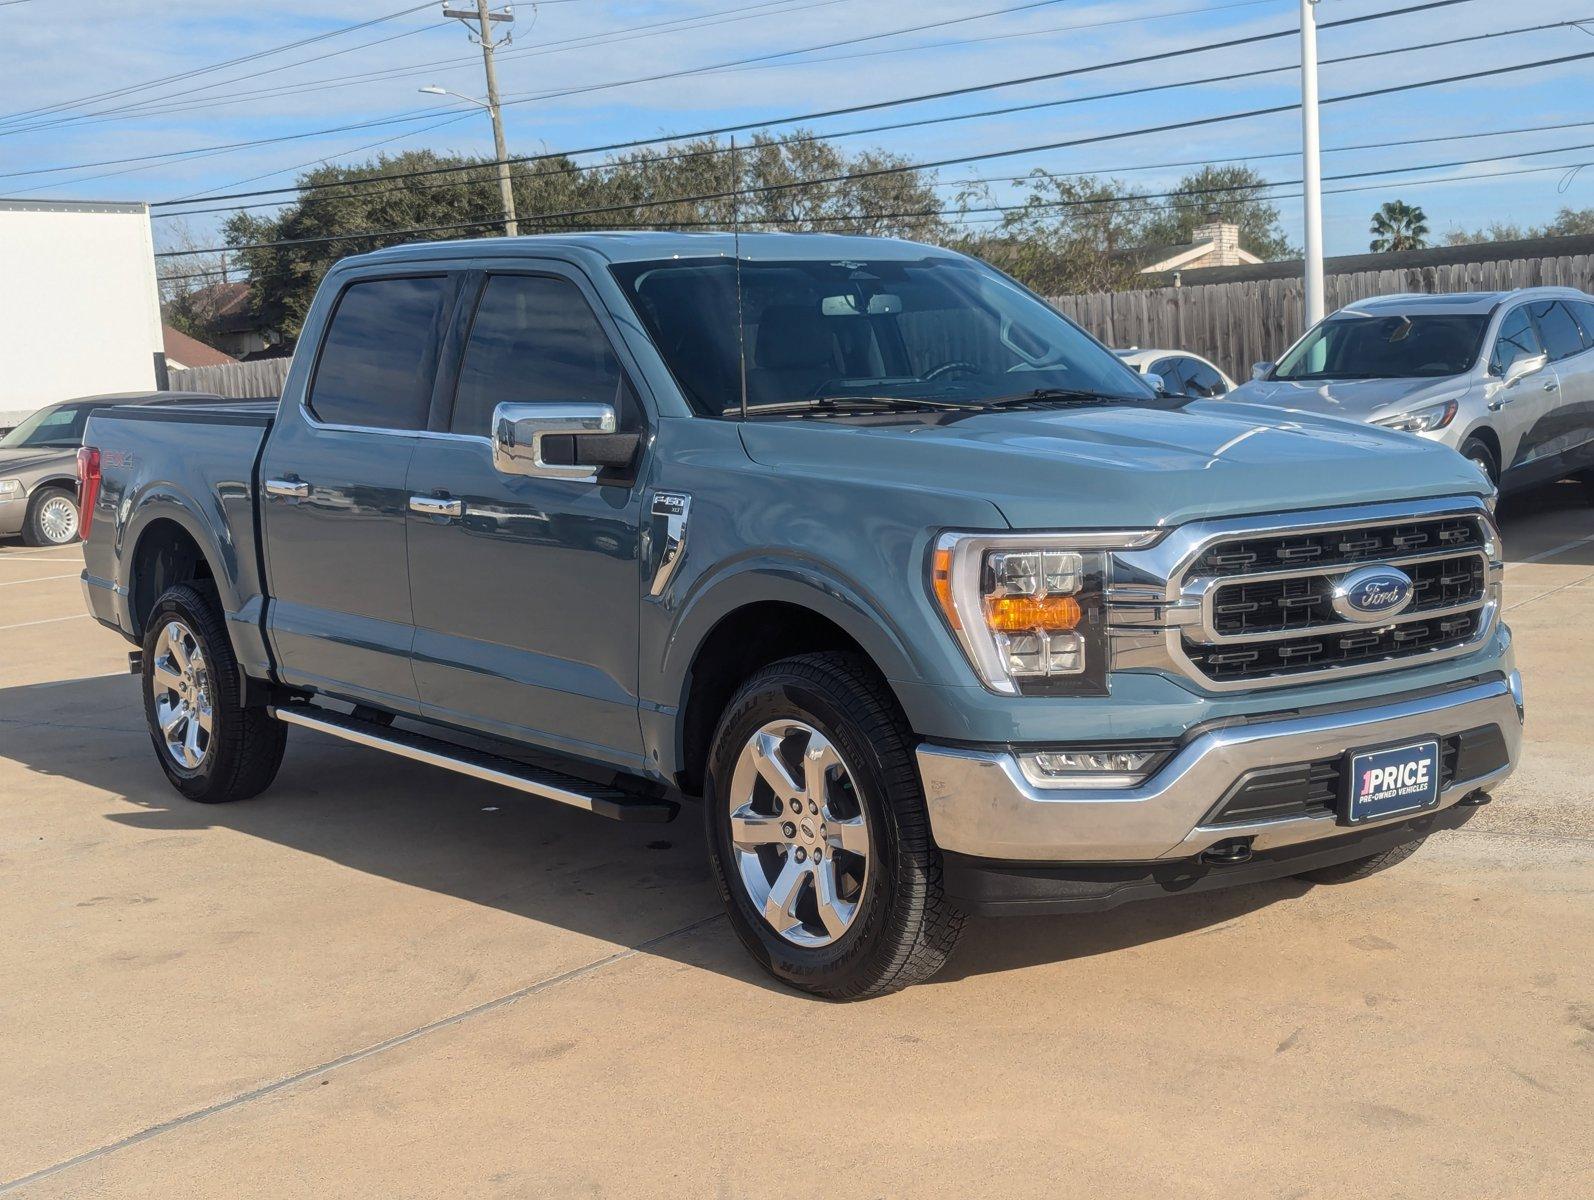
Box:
[1370,201,1430,253]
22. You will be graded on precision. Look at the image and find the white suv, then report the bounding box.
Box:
[1231,288,1594,495]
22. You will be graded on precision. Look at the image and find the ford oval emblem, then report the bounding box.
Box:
[1332,566,1415,623]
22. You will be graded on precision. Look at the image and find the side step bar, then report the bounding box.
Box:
[268,704,678,824]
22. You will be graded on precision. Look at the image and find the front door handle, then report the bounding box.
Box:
[264,478,310,499]
[409,494,464,519]
[1543,380,1560,392]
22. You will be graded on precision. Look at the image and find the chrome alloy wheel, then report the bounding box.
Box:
[727,720,871,948]
[37,494,79,544]
[151,620,213,769]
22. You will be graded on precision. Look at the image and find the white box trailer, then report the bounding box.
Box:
[0,199,165,427]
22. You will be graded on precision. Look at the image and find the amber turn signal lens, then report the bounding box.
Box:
[984,593,1082,632]
[932,548,959,630]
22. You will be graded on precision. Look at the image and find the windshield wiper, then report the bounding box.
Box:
[978,387,1149,409]
[731,395,973,416]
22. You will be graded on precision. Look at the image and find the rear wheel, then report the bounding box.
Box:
[141,583,286,803]
[22,485,80,546]
[703,652,964,1000]
[1294,836,1426,885]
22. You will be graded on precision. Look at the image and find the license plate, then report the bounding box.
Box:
[1343,739,1441,825]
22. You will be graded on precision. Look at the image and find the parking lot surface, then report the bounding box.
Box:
[2,484,1591,1199]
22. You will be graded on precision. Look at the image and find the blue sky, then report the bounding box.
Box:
[1,0,1590,260]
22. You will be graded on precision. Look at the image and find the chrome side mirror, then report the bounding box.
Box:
[491,402,618,482]
[1251,361,1275,381]
[1502,351,1548,388]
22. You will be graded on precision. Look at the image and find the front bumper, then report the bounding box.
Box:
[917,672,1522,864]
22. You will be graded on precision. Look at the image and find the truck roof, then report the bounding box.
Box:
[342,230,964,268]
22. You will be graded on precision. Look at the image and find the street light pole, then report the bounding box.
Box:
[442,2,517,237]
[1300,0,1325,328]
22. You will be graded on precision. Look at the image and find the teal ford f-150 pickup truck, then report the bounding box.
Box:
[78,233,1522,999]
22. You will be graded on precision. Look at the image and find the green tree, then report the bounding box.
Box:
[1370,200,1430,253]
[1138,164,1295,261]
[1443,206,1594,246]
[953,171,1157,295]
[223,137,949,339]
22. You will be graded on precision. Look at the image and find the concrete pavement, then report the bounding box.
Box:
[1,483,1590,1198]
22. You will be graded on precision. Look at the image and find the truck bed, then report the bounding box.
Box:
[80,398,278,678]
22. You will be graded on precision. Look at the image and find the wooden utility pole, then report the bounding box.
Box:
[443,2,518,237]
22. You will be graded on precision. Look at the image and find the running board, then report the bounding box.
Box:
[268,705,678,824]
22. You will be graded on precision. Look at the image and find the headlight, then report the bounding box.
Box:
[931,530,1160,695]
[1373,399,1458,433]
[0,478,21,500]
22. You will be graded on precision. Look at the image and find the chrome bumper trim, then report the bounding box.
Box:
[917,674,1522,863]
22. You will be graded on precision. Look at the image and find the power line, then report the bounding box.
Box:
[154,53,1594,259]
[0,2,438,129]
[0,0,854,138]
[149,20,1583,222]
[152,155,1593,287]
[144,0,1492,209]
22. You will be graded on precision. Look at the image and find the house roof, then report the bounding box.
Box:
[162,324,238,368]
[189,280,257,332]
[1142,232,1594,287]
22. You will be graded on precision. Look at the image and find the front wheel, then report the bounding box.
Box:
[22,485,80,546]
[1459,437,1499,488]
[1294,836,1426,885]
[141,583,286,803]
[703,652,965,1000]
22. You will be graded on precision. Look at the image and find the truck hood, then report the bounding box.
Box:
[1228,375,1471,422]
[737,401,1488,529]
[0,446,74,475]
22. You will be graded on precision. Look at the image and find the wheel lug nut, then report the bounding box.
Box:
[789,798,802,813]
[808,800,818,814]
[794,847,806,863]
[782,822,796,839]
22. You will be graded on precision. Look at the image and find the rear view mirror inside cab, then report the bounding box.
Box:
[821,293,902,316]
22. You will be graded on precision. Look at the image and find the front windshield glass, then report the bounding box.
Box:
[609,255,1156,415]
[1273,314,1488,381]
[0,403,93,449]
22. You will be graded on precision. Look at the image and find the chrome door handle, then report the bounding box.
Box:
[409,494,464,518]
[264,478,309,499]
[1543,380,1560,392]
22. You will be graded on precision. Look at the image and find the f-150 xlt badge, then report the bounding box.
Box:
[1331,566,1415,622]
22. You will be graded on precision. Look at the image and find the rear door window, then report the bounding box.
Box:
[1569,300,1594,351]
[1530,302,1586,363]
[1492,307,1544,375]
[449,274,629,438]
[308,275,451,430]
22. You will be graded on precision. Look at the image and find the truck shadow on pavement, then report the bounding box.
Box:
[8,673,1315,993]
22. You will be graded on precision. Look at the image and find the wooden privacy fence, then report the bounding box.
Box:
[165,357,290,399]
[1048,253,1594,381]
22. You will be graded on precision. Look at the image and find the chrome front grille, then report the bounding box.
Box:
[1106,499,1504,692]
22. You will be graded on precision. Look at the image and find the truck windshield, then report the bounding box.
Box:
[1273,314,1488,381]
[609,255,1155,416]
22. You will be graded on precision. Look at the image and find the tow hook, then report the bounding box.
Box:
[1458,791,1492,807]
[1201,838,1254,866]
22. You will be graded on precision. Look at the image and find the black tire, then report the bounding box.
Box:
[1294,835,1426,885]
[141,583,286,803]
[1459,437,1499,488]
[21,484,80,547]
[703,651,965,1000]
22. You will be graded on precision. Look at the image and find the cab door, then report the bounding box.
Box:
[403,266,650,770]
[260,272,457,711]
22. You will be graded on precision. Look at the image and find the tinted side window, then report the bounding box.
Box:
[451,274,626,437]
[1531,302,1585,363]
[1570,300,1594,351]
[1492,307,1543,375]
[308,276,450,430]
[1184,359,1227,396]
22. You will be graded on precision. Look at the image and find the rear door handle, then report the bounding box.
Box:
[264,478,309,499]
[1543,380,1560,392]
[409,494,464,519]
